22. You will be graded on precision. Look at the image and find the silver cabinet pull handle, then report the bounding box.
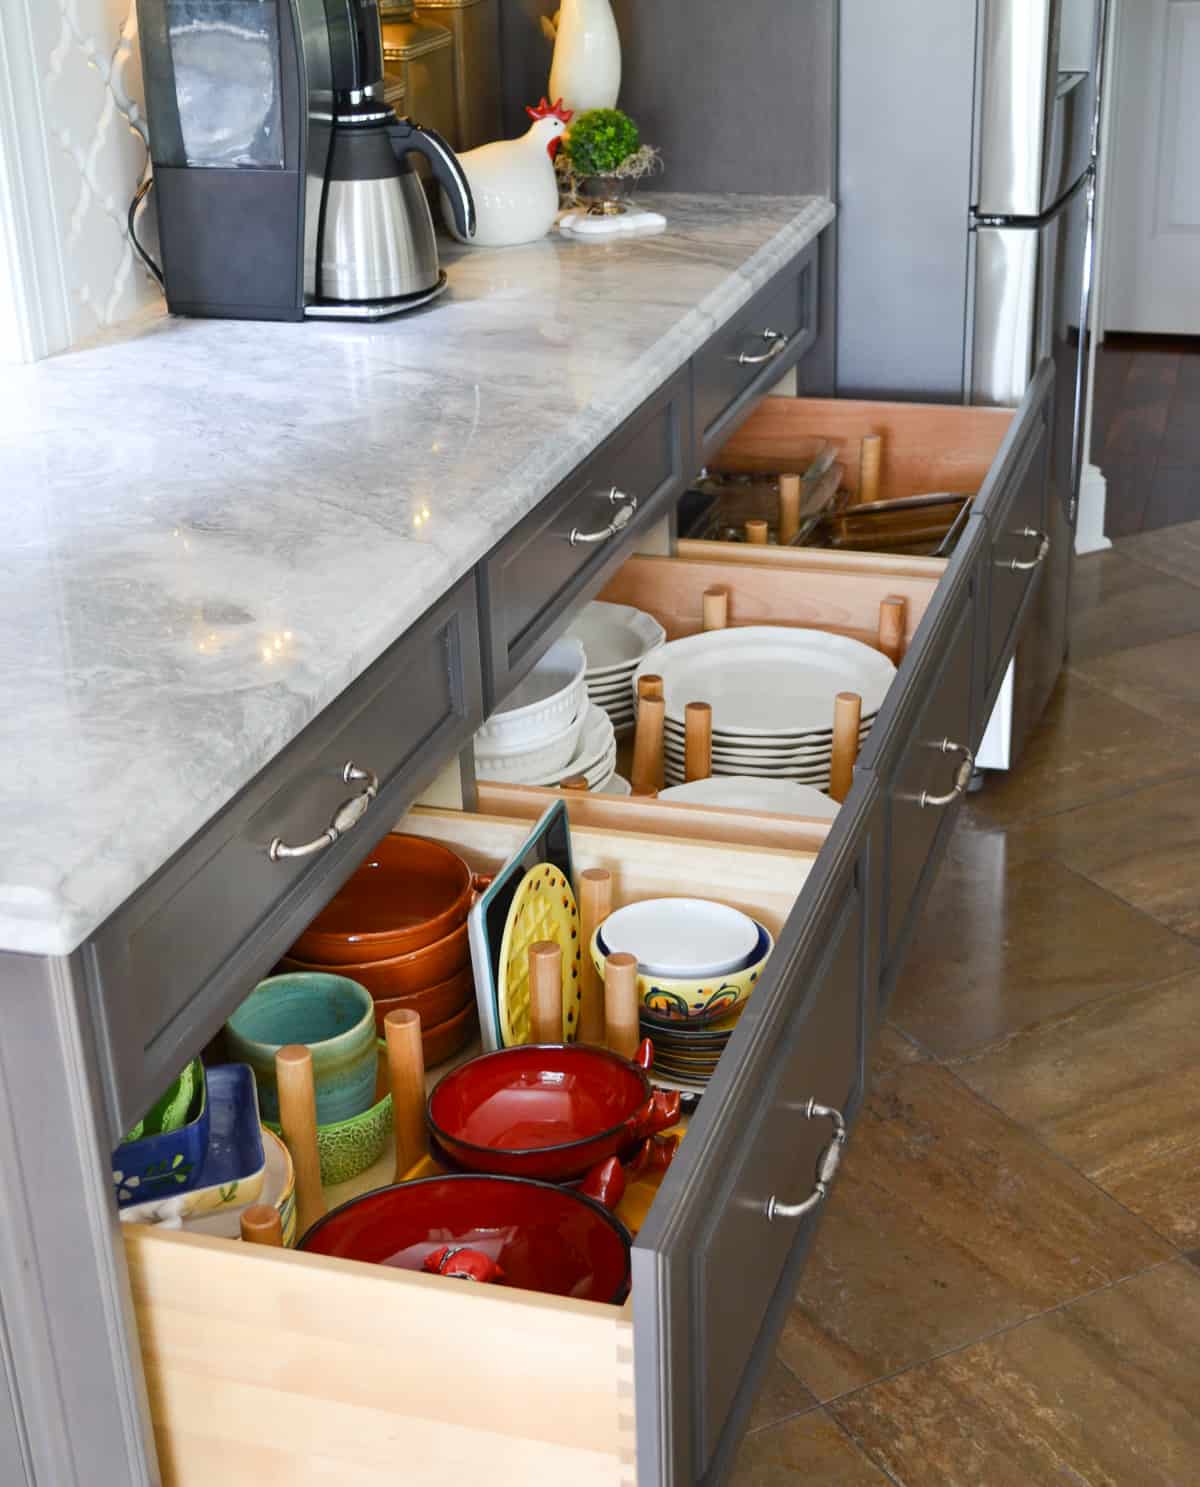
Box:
[919,739,975,809]
[268,761,379,862]
[766,1099,847,1222]
[569,487,638,547]
[737,327,789,366]
[1004,526,1050,572]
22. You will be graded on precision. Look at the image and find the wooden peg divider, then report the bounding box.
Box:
[529,941,564,1044]
[239,1204,283,1248]
[684,701,713,783]
[702,585,729,632]
[829,691,862,804]
[859,434,882,504]
[274,1044,325,1239]
[384,1008,427,1182]
[637,673,663,702]
[630,784,659,799]
[778,473,802,545]
[604,952,640,1060]
[559,774,590,792]
[745,518,769,545]
[577,868,613,1046]
[877,594,907,665]
[632,694,665,792]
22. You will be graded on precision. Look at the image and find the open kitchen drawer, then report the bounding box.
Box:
[123,787,879,1487]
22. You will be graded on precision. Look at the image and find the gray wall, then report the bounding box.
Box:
[498,0,837,196]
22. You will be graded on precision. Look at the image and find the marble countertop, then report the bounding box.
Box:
[0,193,833,956]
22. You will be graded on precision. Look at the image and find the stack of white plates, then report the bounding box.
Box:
[632,626,895,789]
[564,601,666,737]
[477,700,619,789]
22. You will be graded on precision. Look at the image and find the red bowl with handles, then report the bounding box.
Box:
[427,1038,681,1183]
[298,1169,632,1303]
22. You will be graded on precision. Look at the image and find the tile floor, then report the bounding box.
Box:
[732,521,1200,1484]
[1091,337,1200,538]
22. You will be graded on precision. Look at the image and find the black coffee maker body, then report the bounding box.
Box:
[137,0,473,321]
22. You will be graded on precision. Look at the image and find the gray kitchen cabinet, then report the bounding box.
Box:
[0,220,1068,1487]
[479,370,691,709]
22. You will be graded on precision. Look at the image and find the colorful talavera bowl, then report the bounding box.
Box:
[590,920,773,1025]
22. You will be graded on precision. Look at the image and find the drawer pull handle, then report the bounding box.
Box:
[1004,526,1050,572]
[737,327,790,366]
[569,488,638,547]
[919,739,975,809]
[268,762,379,862]
[766,1098,846,1222]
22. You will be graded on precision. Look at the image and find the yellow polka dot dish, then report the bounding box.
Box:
[589,919,773,1026]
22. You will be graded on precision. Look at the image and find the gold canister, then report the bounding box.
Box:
[380,1,459,149]
[414,0,502,150]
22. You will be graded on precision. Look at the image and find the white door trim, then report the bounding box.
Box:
[0,0,72,361]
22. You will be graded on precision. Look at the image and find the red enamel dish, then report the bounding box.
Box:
[298,1175,631,1303]
[427,1040,681,1183]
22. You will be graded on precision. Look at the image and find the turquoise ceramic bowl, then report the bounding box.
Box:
[226,973,376,1126]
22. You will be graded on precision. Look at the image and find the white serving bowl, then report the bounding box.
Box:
[599,897,760,979]
[475,704,586,782]
[477,638,587,747]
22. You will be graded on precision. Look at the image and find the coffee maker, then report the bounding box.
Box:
[136,0,475,320]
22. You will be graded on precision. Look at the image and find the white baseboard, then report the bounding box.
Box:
[1075,462,1112,555]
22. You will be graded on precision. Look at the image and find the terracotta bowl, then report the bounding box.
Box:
[279,917,470,1000]
[298,1174,631,1302]
[421,1000,478,1068]
[291,835,474,966]
[428,1042,678,1182]
[368,964,474,1037]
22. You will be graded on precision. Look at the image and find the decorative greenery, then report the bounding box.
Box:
[562,108,641,177]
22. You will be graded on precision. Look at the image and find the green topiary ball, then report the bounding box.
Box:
[562,108,641,177]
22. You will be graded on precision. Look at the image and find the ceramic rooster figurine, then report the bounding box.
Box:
[445,99,573,247]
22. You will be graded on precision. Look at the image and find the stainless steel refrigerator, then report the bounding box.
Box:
[837,0,1107,769]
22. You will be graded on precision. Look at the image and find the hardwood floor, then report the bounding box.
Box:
[1092,334,1200,538]
[732,522,1200,1484]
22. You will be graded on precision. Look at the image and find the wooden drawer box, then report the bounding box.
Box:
[124,799,875,1487]
[87,579,483,1139]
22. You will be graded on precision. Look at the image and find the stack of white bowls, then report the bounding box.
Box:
[564,601,667,737]
[475,638,623,789]
[632,626,896,790]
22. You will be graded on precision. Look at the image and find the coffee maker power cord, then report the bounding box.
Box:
[128,177,164,287]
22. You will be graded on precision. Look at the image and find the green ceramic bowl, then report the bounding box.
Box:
[266,1041,392,1188]
[226,972,377,1127]
[121,1056,202,1144]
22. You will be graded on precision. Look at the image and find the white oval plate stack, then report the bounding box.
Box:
[564,601,666,737]
[632,626,895,789]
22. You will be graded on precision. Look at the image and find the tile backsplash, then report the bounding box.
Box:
[32,0,160,346]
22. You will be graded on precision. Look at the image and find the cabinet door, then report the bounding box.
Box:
[631,775,881,1486]
[857,517,988,992]
[972,359,1056,719]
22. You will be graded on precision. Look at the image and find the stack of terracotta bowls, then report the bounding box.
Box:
[280,834,479,1067]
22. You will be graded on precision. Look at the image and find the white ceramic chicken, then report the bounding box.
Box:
[444,99,573,248]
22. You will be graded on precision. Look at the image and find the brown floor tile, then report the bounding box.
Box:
[731,1410,891,1485]
[1004,771,1200,941]
[952,971,1200,1248]
[967,671,1199,826]
[832,1261,1200,1487]
[1142,461,1200,532]
[1069,549,1200,662]
[1187,1250,1200,1269]
[747,1358,819,1434]
[774,1060,1171,1402]
[1071,629,1200,734]
[889,853,1199,1058]
[1118,517,1200,587]
[871,1023,929,1070]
